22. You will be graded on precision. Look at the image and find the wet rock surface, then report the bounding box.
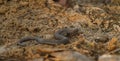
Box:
[0,0,120,61]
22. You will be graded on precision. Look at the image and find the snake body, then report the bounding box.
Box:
[17,28,78,46]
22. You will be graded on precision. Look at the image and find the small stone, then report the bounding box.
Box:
[73,5,80,12]
[44,34,53,39]
[95,35,109,43]
[20,1,29,6]
[113,25,120,32]
[98,54,120,61]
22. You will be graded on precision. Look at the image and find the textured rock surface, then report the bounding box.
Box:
[99,55,120,61]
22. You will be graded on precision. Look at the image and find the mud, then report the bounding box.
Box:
[0,0,120,61]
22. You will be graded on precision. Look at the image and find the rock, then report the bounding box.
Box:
[99,54,120,61]
[50,51,92,61]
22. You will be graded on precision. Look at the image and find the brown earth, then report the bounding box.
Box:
[0,0,120,61]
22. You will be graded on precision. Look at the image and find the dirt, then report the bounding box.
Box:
[0,0,120,61]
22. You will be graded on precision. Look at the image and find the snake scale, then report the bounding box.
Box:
[17,28,78,46]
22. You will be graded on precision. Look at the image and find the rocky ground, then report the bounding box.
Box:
[0,0,120,61]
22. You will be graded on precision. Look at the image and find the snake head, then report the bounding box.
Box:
[67,28,79,36]
[60,28,79,37]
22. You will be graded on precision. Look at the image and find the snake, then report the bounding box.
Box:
[17,28,79,46]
